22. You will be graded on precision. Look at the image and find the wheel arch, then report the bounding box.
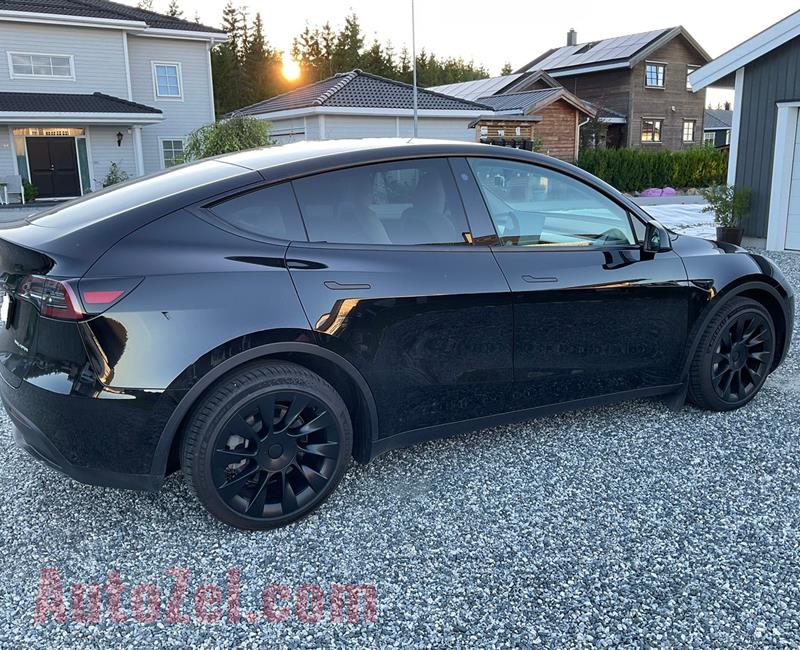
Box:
[681,277,792,381]
[150,342,380,482]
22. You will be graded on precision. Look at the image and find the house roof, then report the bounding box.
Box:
[516,26,711,77]
[428,70,560,101]
[232,70,493,117]
[704,109,733,130]
[478,88,563,111]
[0,0,224,35]
[476,87,594,118]
[0,91,162,114]
[689,10,800,91]
[582,100,627,121]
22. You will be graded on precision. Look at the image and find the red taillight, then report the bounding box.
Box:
[17,275,83,320]
[82,290,125,305]
[16,276,142,320]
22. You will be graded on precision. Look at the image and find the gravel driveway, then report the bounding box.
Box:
[0,251,798,649]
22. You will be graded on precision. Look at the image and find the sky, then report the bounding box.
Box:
[128,0,800,105]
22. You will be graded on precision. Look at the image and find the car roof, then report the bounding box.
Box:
[216,138,533,173]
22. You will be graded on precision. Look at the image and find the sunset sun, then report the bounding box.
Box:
[281,58,301,82]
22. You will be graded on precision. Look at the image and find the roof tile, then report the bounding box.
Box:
[0,0,223,33]
[0,91,162,114]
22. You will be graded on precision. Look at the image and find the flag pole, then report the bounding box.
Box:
[411,0,418,138]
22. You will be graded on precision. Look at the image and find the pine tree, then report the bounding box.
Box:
[167,0,183,19]
[500,62,513,75]
[211,1,245,114]
[333,13,365,72]
[292,25,325,82]
[244,13,282,103]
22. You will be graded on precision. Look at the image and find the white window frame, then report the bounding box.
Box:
[641,118,663,143]
[151,61,183,101]
[644,61,667,89]
[686,65,700,90]
[682,119,696,143]
[159,137,186,169]
[703,130,716,145]
[7,51,75,81]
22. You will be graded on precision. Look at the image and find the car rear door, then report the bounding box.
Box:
[464,156,692,410]
[286,157,513,439]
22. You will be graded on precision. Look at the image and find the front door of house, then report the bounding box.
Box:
[26,137,81,198]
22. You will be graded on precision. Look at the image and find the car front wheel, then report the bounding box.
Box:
[688,297,776,411]
[181,361,352,530]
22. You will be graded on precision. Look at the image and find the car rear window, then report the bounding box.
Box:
[207,183,307,241]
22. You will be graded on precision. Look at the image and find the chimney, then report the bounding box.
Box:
[567,28,577,46]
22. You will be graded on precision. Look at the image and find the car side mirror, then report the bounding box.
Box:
[643,220,671,253]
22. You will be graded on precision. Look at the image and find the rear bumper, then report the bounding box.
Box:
[0,366,177,492]
[9,404,161,491]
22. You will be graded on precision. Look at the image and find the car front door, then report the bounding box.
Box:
[464,156,692,411]
[286,158,514,440]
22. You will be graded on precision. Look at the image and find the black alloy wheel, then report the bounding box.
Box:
[710,311,773,403]
[688,297,776,411]
[182,362,352,529]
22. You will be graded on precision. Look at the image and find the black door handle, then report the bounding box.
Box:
[521,275,558,284]
[324,281,372,290]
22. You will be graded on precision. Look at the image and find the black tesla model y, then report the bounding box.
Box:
[0,140,794,529]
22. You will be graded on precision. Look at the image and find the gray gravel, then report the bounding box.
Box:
[1,250,799,649]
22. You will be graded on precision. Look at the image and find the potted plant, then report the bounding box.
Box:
[700,184,751,245]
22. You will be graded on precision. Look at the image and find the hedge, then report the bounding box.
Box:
[576,146,728,193]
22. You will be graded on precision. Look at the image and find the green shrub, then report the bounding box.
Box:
[22,180,38,203]
[700,184,751,227]
[577,146,728,193]
[102,162,130,188]
[184,116,274,160]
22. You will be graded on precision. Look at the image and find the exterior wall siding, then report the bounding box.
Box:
[86,125,137,187]
[556,68,631,118]
[268,114,476,142]
[628,36,707,150]
[537,100,579,162]
[735,36,800,238]
[0,22,128,97]
[0,128,14,177]
[127,36,215,174]
[397,117,474,140]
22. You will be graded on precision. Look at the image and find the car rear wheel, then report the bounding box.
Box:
[688,297,776,411]
[181,361,352,530]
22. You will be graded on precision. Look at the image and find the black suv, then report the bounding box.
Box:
[0,140,793,529]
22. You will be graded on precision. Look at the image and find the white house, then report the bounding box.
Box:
[231,69,494,144]
[0,0,225,199]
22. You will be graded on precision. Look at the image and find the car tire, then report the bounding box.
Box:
[687,297,776,411]
[181,360,352,530]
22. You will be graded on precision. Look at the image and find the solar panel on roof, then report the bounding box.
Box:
[529,28,670,71]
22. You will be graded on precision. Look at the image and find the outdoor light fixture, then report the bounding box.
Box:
[116,131,124,147]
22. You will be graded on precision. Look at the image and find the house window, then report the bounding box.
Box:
[153,63,182,98]
[703,131,716,145]
[682,120,696,142]
[641,119,663,142]
[725,130,731,145]
[9,52,74,79]
[161,139,185,168]
[686,65,700,90]
[645,62,666,88]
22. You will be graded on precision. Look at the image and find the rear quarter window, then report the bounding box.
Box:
[207,183,307,241]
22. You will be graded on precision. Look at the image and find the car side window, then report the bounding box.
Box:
[207,183,307,241]
[467,158,636,248]
[292,159,471,245]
